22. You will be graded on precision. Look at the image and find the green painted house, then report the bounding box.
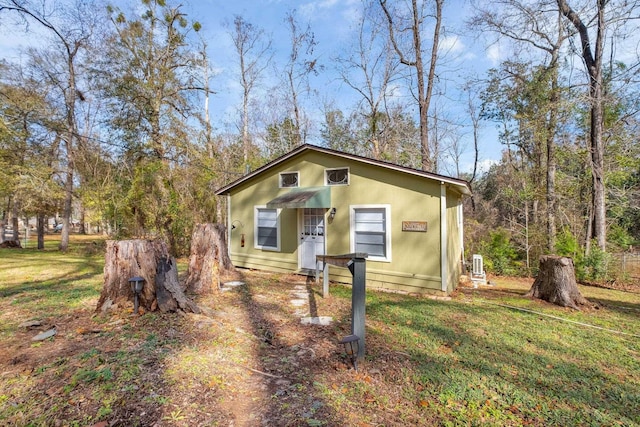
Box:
[215,144,471,295]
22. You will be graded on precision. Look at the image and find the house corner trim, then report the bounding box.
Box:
[440,183,448,292]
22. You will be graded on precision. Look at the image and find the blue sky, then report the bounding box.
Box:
[182,0,504,174]
[0,0,505,175]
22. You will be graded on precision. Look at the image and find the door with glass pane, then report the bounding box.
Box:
[300,208,325,270]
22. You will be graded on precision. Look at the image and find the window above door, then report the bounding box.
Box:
[279,171,299,188]
[325,167,349,186]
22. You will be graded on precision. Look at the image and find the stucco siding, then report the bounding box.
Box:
[224,149,466,294]
[324,266,443,294]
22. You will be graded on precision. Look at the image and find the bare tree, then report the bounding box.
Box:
[335,2,400,160]
[281,9,319,148]
[379,0,443,171]
[556,0,618,253]
[465,82,481,187]
[195,36,216,159]
[471,0,568,253]
[0,0,99,251]
[229,15,271,170]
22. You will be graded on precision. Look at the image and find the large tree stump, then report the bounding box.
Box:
[526,255,589,309]
[0,240,21,248]
[97,239,199,314]
[184,223,234,294]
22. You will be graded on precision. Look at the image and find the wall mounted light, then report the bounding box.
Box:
[329,207,337,220]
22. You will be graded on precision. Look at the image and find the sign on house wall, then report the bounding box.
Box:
[402,221,428,232]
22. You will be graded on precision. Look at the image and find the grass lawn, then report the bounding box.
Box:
[0,236,639,426]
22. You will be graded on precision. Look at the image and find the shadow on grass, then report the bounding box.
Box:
[0,255,104,328]
[305,275,320,318]
[586,296,640,317]
[0,271,102,299]
[229,270,345,426]
[1,254,346,426]
[0,294,234,425]
[364,295,640,425]
[4,255,637,426]
[0,248,225,425]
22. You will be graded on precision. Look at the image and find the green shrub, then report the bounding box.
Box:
[581,243,612,281]
[608,224,636,251]
[480,229,518,275]
[556,228,584,278]
[556,228,581,259]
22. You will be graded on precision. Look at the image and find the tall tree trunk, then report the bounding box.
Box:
[59,55,78,251]
[557,0,607,252]
[79,206,86,234]
[524,201,530,271]
[422,0,441,171]
[546,55,561,254]
[0,197,7,243]
[380,0,441,172]
[238,20,251,165]
[37,213,45,250]
[242,58,250,166]
[590,86,606,250]
[11,200,19,242]
[585,192,593,254]
[546,91,558,253]
[59,161,73,251]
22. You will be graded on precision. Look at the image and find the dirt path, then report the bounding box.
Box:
[0,269,353,426]
[209,272,340,426]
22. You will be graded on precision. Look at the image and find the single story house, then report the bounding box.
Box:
[215,144,471,295]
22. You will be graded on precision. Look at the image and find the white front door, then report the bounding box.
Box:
[300,208,325,270]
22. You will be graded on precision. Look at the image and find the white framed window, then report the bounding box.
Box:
[350,204,391,262]
[279,171,299,188]
[254,206,281,251]
[325,167,349,186]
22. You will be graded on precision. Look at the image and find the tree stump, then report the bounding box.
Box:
[97,239,199,314]
[184,223,234,294]
[526,255,589,309]
[0,240,21,248]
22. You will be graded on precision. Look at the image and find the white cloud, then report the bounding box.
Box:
[486,43,503,66]
[299,0,359,21]
[299,0,336,19]
[440,35,464,54]
[0,24,49,62]
[477,158,498,174]
[339,0,362,25]
[385,82,405,101]
[440,35,478,63]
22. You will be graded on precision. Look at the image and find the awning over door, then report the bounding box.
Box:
[266,187,331,209]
